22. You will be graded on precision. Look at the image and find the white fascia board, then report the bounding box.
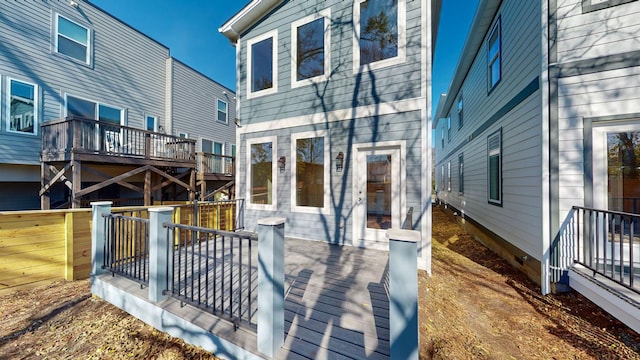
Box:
[219,0,282,45]
[433,93,447,128]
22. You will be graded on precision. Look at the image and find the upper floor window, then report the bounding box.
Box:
[146,115,157,131]
[291,10,331,88]
[441,127,444,148]
[178,132,189,138]
[354,0,406,72]
[217,99,228,123]
[488,18,501,91]
[7,78,38,135]
[55,14,90,64]
[447,117,451,142]
[247,30,278,99]
[457,96,463,129]
[582,0,637,12]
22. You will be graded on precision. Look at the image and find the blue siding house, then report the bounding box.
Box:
[0,0,235,210]
[221,0,441,271]
[434,0,640,333]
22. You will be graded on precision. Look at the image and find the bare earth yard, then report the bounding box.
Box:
[1,206,639,359]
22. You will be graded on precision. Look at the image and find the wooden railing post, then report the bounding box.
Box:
[91,201,112,278]
[387,229,420,360]
[149,207,173,302]
[257,217,286,358]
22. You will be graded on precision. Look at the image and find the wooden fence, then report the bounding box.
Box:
[0,201,238,296]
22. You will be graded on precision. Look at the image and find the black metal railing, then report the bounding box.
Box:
[165,223,258,329]
[103,213,150,285]
[552,206,639,294]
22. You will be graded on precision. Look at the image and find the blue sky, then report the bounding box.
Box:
[90,0,478,112]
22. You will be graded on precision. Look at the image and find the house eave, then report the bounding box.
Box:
[435,0,502,121]
[219,0,282,45]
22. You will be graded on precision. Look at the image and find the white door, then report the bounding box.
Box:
[593,122,640,214]
[354,146,403,249]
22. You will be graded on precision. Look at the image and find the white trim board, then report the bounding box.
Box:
[238,97,424,135]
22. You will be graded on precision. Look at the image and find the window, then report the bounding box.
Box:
[66,95,122,124]
[214,141,224,155]
[247,30,278,98]
[447,161,451,192]
[458,153,464,194]
[582,0,637,12]
[447,117,451,142]
[231,144,236,157]
[55,14,90,64]
[291,10,331,88]
[217,99,228,123]
[440,165,445,192]
[354,0,406,72]
[488,18,501,90]
[291,132,330,214]
[247,136,277,210]
[202,139,213,153]
[7,78,38,135]
[457,96,463,129]
[488,129,502,205]
[441,127,444,148]
[178,132,188,138]
[145,115,157,131]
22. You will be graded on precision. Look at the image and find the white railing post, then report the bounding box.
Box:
[149,207,174,303]
[388,229,420,360]
[91,201,112,277]
[257,217,286,358]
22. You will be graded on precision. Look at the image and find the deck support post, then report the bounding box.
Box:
[149,207,174,303]
[388,229,420,360]
[257,217,286,358]
[90,201,113,278]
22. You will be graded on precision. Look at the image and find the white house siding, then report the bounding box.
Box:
[555,0,640,222]
[555,0,640,63]
[232,0,432,249]
[170,59,236,155]
[435,0,544,260]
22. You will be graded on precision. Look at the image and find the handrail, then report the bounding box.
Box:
[196,152,235,175]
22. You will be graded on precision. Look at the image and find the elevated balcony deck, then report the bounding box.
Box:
[41,117,196,168]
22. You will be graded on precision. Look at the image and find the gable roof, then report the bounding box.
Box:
[219,0,282,45]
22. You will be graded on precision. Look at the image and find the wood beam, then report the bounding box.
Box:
[144,169,151,206]
[81,164,144,194]
[40,163,50,210]
[71,160,81,208]
[151,171,190,192]
[147,167,194,191]
[74,165,151,198]
[39,163,72,196]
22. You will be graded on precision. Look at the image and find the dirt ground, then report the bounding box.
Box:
[0,206,639,359]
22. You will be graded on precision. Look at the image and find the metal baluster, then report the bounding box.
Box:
[239,235,243,322]
[230,234,234,319]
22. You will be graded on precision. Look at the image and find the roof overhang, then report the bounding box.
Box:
[434,0,502,126]
[219,0,282,45]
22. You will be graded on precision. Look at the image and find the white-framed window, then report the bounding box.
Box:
[202,139,213,153]
[458,153,464,194]
[217,99,228,123]
[146,115,157,132]
[441,127,444,148]
[447,161,451,192]
[6,78,38,135]
[178,132,189,138]
[457,95,463,129]
[231,144,236,157]
[440,164,445,192]
[247,30,278,99]
[488,128,502,205]
[488,17,501,91]
[247,136,278,210]
[291,9,331,88]
[55,14,91,64]
[65,94,123,125]
[291,131,330,214]
[353,0,406,73]
[447,116,451,142]
[582,0,637,13]
[214,141,224,155]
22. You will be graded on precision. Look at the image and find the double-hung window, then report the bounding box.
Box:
[291,131,330,214]
[55,14,90,64]
[7,78,38,135]
[447,161,451,192]
[247,136,277,210]
[440,165,445,192]
[66,95,122,125]
[217,99,228,123]
[488,18,501,91]
[354,0,406,72]
[146,115,157,132]
[488,129,502,205]
[457,96,463,129]
[247,30,278,99]
[447,117,451,142]
[582,0,637,12]
[458,153,464,194]
[291,9,331,88]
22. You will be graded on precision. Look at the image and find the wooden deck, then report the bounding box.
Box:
[96,237,390,359]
